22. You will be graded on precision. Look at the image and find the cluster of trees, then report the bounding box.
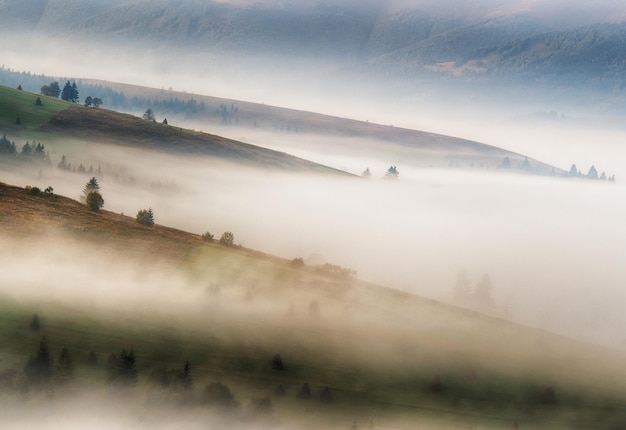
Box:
[84,96,103,107]
[57,154,103,176]
[568,163,616,182]
[453,270,495,312]
[136,208,155,226]
[216,103,238,125]
[201,231,236,246]
[134,97,208,118]
[500,156,533,171]
[41,80,79,102]
[38,79,102,106]
[361,166,399,179]
[0,136,50,164]
[315,263,357,280]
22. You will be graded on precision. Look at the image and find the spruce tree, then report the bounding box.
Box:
[113,348,137,385]
[25,336,53,385]
[83,177,100,201]
[57,346,73,384]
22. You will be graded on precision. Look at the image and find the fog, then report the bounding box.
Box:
[3,1,626,426]
[3,134,626,351]
[3,14,626,347]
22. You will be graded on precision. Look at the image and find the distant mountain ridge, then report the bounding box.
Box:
[2,0,626,92]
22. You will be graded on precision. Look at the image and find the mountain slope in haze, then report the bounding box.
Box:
[0,82,565,175]
[3,0,626,93]
[2,179,626,429]
[0,85,348,174]
[77,79,564,175]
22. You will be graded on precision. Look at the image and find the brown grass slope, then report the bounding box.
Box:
[38,104,349,174]
[4,179,626,429]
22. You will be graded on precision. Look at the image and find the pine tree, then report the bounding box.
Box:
[111,348,137,385]
[57,346,73,384]
[83,177,100,200]
[61,80,79,103]
[30,313,40,331]
[25,336,53,385]
[136,208,154,226]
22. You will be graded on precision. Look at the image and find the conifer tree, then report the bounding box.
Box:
[115,348,137,385]
[25,336,53,385]
[57,346,73,384]
[61,80,79,103]
[82,177,100,202]
[136,208,155,226]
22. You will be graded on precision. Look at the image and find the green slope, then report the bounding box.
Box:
[0,85,349,174]
[1,181,626,429]
[0,86,68,130]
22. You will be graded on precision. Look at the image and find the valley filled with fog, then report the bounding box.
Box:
[2,1,626,428]
[3,1,626,348]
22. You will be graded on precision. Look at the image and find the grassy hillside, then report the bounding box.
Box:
[0,85,348,174]
[0,86,67,131]
[79,79,564,175]
[1,180,626,429]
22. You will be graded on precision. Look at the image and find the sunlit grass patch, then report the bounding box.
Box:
[0,86,69,132]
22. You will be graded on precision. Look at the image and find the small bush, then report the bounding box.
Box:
[290,257,305,267]
[201,232,214,242]
[86,191,104,211]
[136,208,154,226]
[25,186,42,196]
[219,231,234,246]
[316,263,356,280]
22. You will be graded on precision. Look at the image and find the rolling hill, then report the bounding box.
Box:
[0,85,348,174]
[0,82,565,175]
[1,180,626,429]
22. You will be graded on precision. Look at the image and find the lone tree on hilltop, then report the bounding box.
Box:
[136,208,155,226]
